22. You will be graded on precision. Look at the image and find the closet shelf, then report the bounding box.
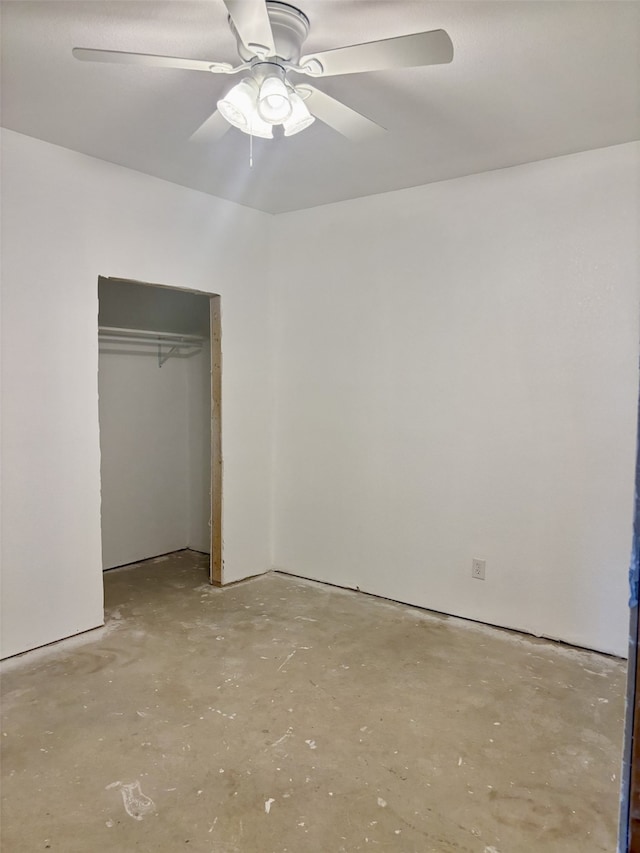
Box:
[98,326,207,367]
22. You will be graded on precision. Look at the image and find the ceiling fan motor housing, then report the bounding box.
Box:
[230,1,310,64]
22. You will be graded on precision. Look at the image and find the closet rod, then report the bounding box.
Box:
[98,326,206,345]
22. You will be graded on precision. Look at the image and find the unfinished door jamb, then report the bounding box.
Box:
[209,295,223,585]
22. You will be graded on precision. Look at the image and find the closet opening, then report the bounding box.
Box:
[97,276,222,589]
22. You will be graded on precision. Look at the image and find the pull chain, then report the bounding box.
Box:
[249,123,254,168]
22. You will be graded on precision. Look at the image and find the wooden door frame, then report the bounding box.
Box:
[99,277,223,585]
[209,294,222,584]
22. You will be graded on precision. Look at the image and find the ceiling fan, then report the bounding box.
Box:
[73,0,453,142]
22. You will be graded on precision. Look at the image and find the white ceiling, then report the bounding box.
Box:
[2,1,639,214]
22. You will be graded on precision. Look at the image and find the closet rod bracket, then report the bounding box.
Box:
[158,344,178,368]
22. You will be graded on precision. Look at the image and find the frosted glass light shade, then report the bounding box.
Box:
[257,75,292,124]
[244,112,274,139]
[283,91,315,137]
[217,78,258,130]
[217,78,273,138]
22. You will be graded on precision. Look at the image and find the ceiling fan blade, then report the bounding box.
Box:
[299,29,453,77]
[72,47,233,74]
[222,0,276,57]
[190,110,231,143]
[299,85,386,141]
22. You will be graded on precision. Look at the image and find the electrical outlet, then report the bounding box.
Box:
[472,558,486,580]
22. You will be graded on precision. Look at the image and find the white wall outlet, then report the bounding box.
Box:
[472,558,486,580]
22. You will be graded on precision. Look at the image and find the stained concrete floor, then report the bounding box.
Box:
[0,550,626,853]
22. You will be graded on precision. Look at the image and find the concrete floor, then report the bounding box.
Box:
[0,550,626,853]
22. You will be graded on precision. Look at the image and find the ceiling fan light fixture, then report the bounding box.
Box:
[257,74,292,124]
[282,91,315,136]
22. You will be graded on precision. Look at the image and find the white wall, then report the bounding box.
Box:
[271,143,640,657]
[0,129,273,659]
[2,128,637,660]
[98,349,190,569]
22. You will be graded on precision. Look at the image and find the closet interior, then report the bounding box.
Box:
[97,277,214,575]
